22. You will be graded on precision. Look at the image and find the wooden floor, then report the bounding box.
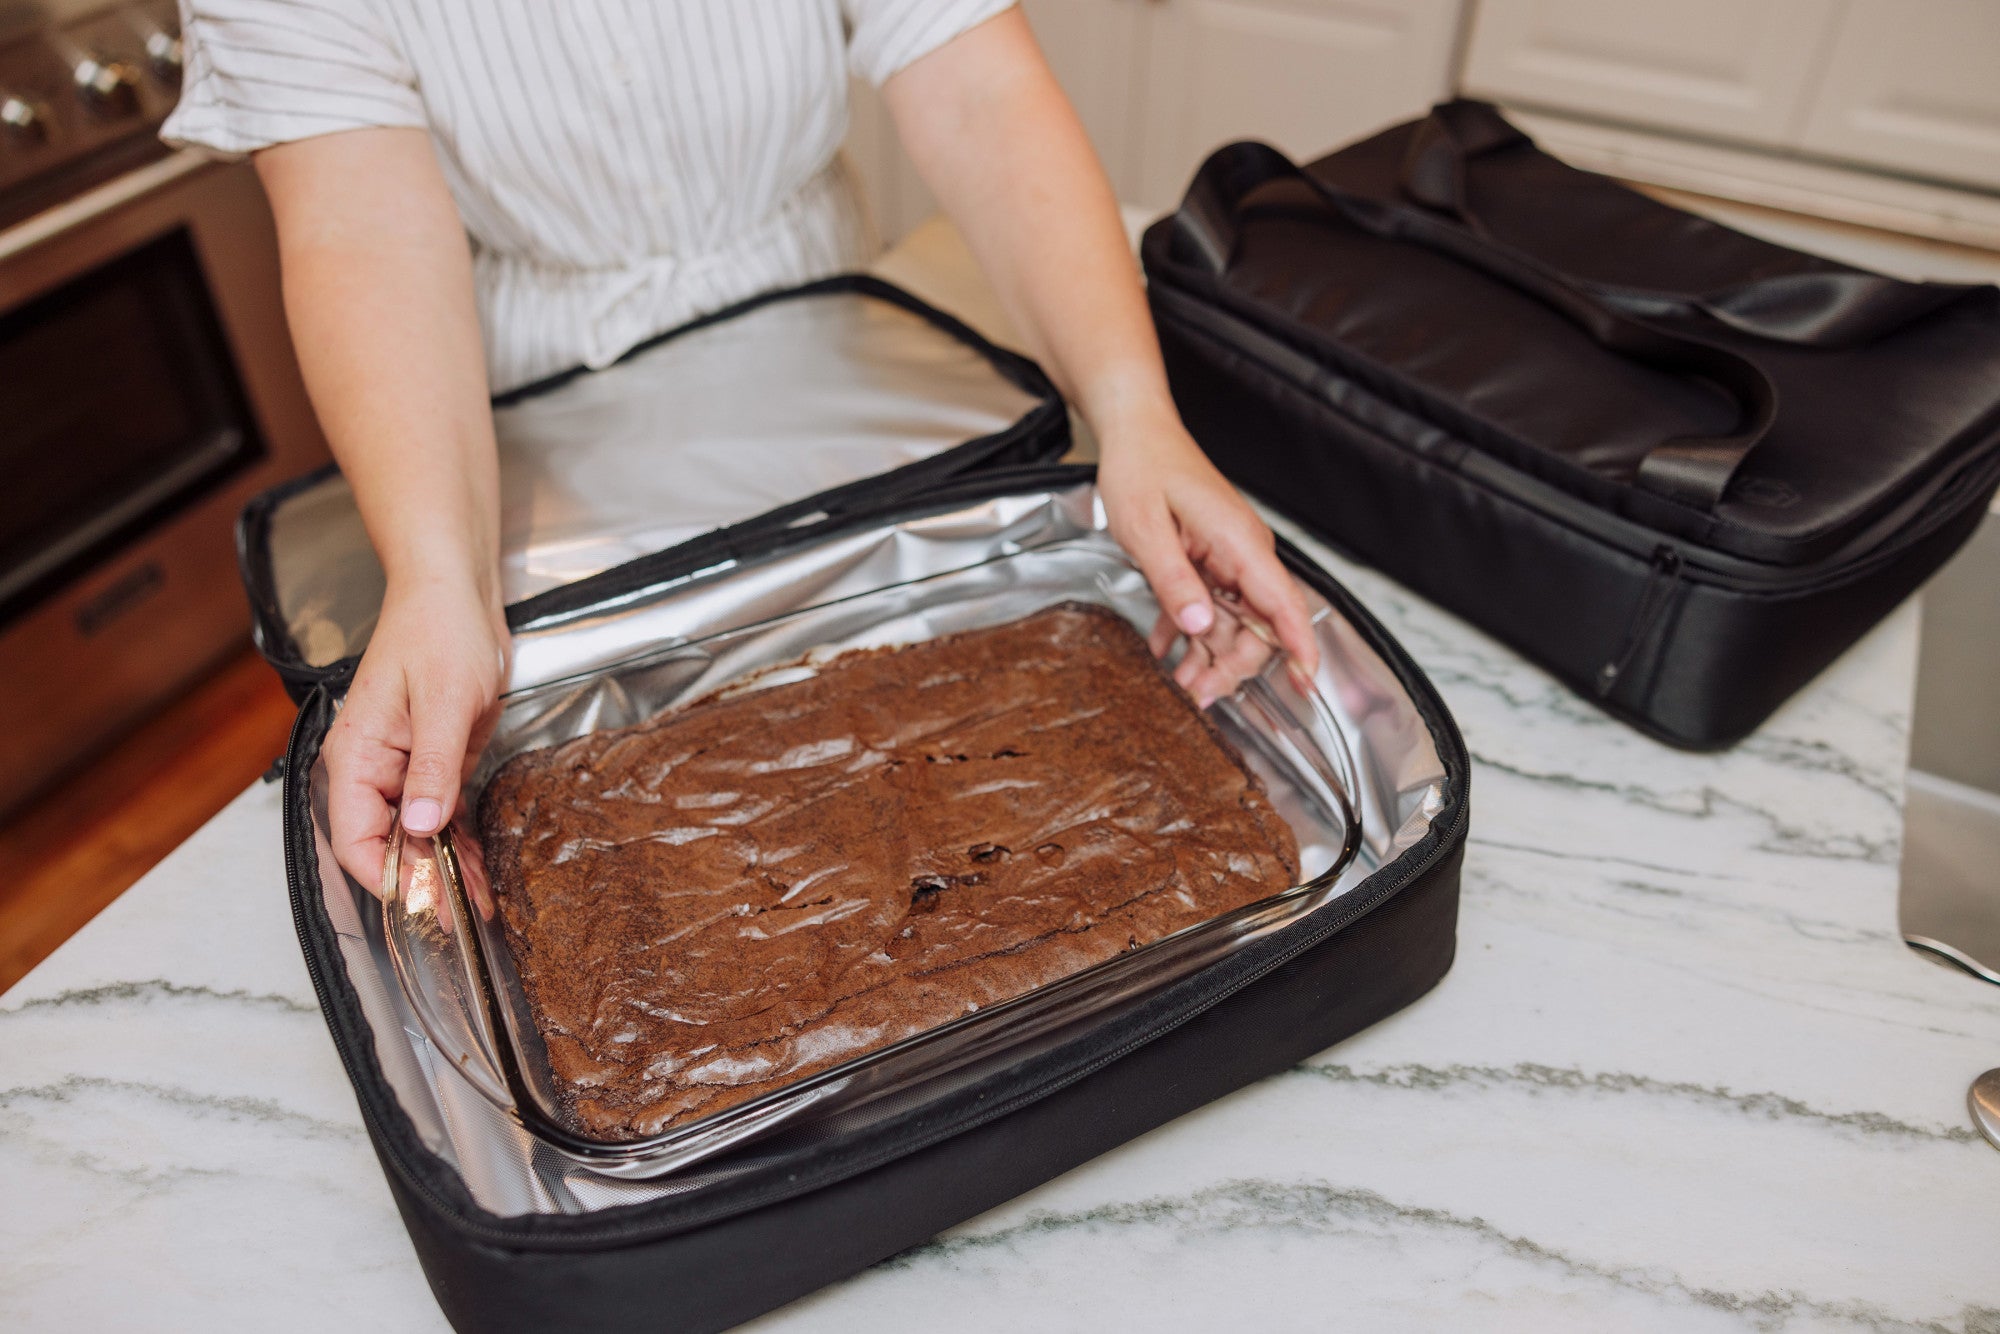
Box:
[0,647,298,992]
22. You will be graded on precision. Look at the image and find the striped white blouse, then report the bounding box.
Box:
[164,0,1015,394]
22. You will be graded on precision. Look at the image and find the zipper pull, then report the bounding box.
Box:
[1597,545,1683,697]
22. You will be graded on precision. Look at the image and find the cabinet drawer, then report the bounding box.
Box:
[1461,0,1840,148]
[1798,0,2000,191]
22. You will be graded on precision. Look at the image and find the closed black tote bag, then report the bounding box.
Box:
[1144,100,2000,748]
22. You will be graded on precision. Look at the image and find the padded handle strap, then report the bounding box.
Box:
[1168,138,1779,510]
[1402,100,1977,349]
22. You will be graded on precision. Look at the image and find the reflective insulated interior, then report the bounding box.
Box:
[266,287,1044,666]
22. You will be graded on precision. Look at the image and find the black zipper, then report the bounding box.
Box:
[277,516,1472,1252]
[1456,442,2000,595]
[1596,545,1683,697]
[1149,278,2000,593]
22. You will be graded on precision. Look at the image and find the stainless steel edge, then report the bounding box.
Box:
[0,146,209,262]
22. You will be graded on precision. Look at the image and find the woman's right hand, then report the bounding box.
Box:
[252,128,509,891]
[324,573,509,892]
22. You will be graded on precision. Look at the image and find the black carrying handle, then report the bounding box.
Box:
[1169,137,1774,509]
[1169,104,1978,511]
[1403,101,1977,350]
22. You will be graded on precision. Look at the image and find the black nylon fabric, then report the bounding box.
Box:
[274,467,1469,1332]
[1396,100,1972,351]
[1172,137,1793,512]
[1631,500,1993,744]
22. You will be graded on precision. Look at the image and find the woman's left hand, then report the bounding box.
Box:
[880,9,1315,701]
[1096,414,1320,707]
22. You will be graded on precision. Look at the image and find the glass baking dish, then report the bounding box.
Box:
[382,541,1364,1180]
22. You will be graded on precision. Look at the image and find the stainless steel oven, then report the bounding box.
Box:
[0,2,327,815]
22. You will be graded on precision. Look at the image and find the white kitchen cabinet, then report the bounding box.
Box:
[843,0,1466,244]
[1460,0,1844,148]
[1135,0,1463,208]
[842,79,930,246]
[1796,0,2000,192]
[1020,0,1150,202]
[842,1,1147,245]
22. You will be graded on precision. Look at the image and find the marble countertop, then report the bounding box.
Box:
[6,543,1996,1332]
[6,226,2000,1331]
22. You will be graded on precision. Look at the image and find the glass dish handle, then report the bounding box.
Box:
[382,812,514,1109]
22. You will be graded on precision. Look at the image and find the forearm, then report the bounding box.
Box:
[255,128,500,608]
[882,11,1175,448]
[882,12,1318,680]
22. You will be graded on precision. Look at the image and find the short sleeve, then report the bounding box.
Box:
[162,0,426,156]
[842,0,1018,87]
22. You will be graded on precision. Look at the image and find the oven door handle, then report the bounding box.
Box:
[0,149,211,264]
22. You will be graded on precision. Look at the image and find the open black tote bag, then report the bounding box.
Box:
[1143,100,2000,748]
[240,275,1470,1332]
[271,466,1468,1334]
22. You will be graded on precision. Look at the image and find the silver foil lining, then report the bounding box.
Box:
[265,288,1043,667]
[307,482,1448,1214]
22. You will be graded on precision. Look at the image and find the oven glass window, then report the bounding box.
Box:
[0,229,264,624]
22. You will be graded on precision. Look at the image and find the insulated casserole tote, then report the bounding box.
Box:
[239,277,1470,1332]
[1144,100,2000,748]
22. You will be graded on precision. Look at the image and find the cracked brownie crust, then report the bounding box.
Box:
[478,604,1301,1140]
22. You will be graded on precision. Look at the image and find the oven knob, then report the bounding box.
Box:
[1,92,47,142]
[146,30,184,80]
[72,54,143,114]
[139,24,183,81]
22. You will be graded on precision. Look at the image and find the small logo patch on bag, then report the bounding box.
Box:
[1727,475,1802,509]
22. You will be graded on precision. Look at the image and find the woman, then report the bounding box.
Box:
[167,1,1316,886]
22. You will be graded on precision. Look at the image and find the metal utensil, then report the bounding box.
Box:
[1973,1068,2000,1153]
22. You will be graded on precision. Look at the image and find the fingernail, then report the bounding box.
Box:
[1177,602,1214,636]
[404,798,443,834]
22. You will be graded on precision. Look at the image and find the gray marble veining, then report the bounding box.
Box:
[2,518,1996,1333]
